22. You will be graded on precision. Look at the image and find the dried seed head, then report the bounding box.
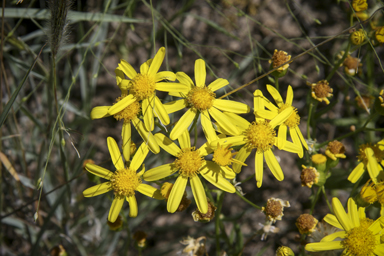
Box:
[261,198,290,223]
[296,214,318,234]
[300,165,320,188]
[269,49,291,72]
[311,80,333,104]
[107,215,123,231]
[343,55,362,76]
[133,231,147,248]
[192,199,217,222]
[325,140,347,160]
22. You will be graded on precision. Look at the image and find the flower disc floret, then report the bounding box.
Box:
[278,104,300,128]
[130,73,156,100]
[111,168,141,197]
[174,147,203,178]
[245,121,275,152]
[113,99,141,122]
[213,144,235,166]
[357,143,384,164]
[187,87,215,111]
[341,223,376,256]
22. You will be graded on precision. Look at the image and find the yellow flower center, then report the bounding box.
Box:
[129,74,156,100]
[357,143,384,164]
[213,144,235,166]
[174,147,203,178]
[341,219,376,256]
[187,87,215,111]
[278,104,300,128]
[113,98,141,122]
[110,168,141,197]
[244,121,275,152]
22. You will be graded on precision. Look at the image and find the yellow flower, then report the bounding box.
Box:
[210,90,302,187]
[325,140,346,161]
[352,0,368,12]
[83,137,163,222]
[350,29,366,45]
[310,80,333,104]
[305,197,384,255]
[256,84,308,157]
[348,140,384,184]
[143,131,236,214]
[90,47,187,157]
[164,59,250,142]
[375,27,384,44]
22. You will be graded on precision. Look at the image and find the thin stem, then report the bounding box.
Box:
[322,186,333,214]
[215,192,224,256]
[310,186,322,214]
[274,77,279,91]
[307,103,314,140]
[235,191,261,209]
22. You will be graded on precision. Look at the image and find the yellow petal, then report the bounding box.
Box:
[320,231,346,242]
[143,163,176,181]
[190,175,208,214]
[269,107,293,129]
[176,72,195,89]
[156,82,189,93]
[107,137,124,170]
[347,198,360,228]
[153,96,170,125]
[170,108,197,141]
[233,146,252,173]
[140,59,151,74]
[280,140,302,154]
[85,163,113,180]
[374,244,384,255]
[200,164,236,193]
[108,197,125,222]
[305,241,343,252]
[255,109,278,120]
[122,122,131,162]
[142,96,155,131]
[277,124,287,150]
[154,133,181,156]
[137,184,164,199]
[220,166,236,179]
[266,84,283,106]
[210,136,246,148]
[90,106,111,119]
[221,112,250,133]
[83,182,112,197]
[126,195,138,217]
[167,175,188,213]
[265,149,284,181]
[255,152,264,188]
[332,197,353,231]
[208,78,228,92]
[213,99,250,114]
[253,90,265,111]
[132,118,160,154]
[155,71,176,82]
[163,99,187,114]
[118,59,137,79]
[209,108,239,135]
[366,147,380,183]
[108,94,136,115]
[286,85,293,106]
[369,218,383,233]
[358,207,366,219]
[179,129,191,149]
[197,142,213,157]
[201,110,219,143]
[131,142,149,172]
[348,162,365,183]
[323,214,344,230]
[290,127,303,158]
[295,126,308,150]
[148,47,165,76]
[194,59,206,88]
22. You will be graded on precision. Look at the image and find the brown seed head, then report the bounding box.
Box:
[296,214,318,234]
[300,165,320,188]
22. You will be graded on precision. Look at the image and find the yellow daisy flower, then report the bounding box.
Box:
[83,137,163,222]
[305,197,384,256]
[352,0,368,12]
[255,84,308,157]
[163,59,250,142]
[210,90,301,187]
[348,140,384,184]
[143,131,236,214]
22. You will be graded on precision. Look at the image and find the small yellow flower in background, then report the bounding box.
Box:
[348,140,384,184]
[379,90,384,107]
[256,84,308,157]
[133,230,147,248]
[143,132,236,214]
[310,80,333,104]
[350,29,366,45]
[352,0,368,12]
[83,137,163,222]
[343,55,362,76]
[276,246,295,256]
[300,165,320,188]
[269,49,291,73]
[360,179,377,205]
[296,214,318,234]
[107,215,123,231]
[311,153,327,172]
[375,27,384,43]
[305,197,384,255]
[160,182,191,212]
[164,59,250,142]
[211,90,302,187]
[354,11,369,21]
[261,198,290,223]
[192,199,217,222]
[180,236,206,256]
[355,95,374,110]
[325,140,346,161]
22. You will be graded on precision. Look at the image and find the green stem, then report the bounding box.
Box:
[235,191,261,209]
[322,186,333,214]
[307,103,314,140]
[310,186,322,214]
[215,192,224,256]
[274,77,279,91]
